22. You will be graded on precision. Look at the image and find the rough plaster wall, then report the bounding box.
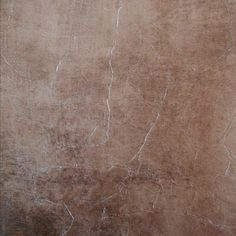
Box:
[1,0,236,235]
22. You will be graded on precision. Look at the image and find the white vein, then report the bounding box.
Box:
[221,112,236,176]
[100,193,117,203]
[152,188,161,209]
[130,113,160,162]
[207,218,234,230]
[224,0,235,49]
[62,202,74,236]
[223,143,236,176]
[129,83,169,162]
[101,207,108,220]
[38,198,60,206]
[106,96,111,139]
[220,112,236,142]
[225,158,231,176]
[1,54,12,67]
[1,54,26,78]
[116,6,123,28]
[92,193,118,208]
[88,125,98,140]
[105,2,123,140]
[56,59,63,73]
[73,35,79,50]
[120,227,130,236]
[36,199,75,236]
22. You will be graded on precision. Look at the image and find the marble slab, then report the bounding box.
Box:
[1,0,236,235]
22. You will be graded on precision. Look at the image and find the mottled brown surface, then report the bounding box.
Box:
[1,0,236,235]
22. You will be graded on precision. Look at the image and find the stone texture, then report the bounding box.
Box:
[1,0,236,235]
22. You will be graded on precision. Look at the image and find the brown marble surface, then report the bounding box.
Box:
[1,0,236,235]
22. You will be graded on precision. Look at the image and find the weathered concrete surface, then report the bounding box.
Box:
[1,0,236,235]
